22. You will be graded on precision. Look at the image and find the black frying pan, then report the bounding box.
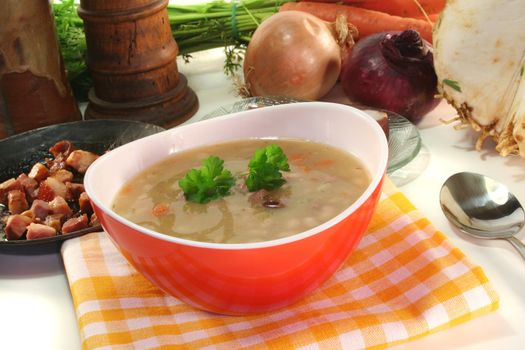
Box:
[0,119,165,254]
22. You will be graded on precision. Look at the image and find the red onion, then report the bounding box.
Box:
[340,30,439,123]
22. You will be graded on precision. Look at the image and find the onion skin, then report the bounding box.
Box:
[341,30,439,123]
[243,11,341,100]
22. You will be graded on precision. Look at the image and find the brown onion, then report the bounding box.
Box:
[243,11,348,100]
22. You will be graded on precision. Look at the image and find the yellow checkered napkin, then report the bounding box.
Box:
[61,179,499,349]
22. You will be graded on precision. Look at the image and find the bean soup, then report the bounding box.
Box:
[112,138,370,243]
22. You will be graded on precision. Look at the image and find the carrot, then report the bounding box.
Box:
[299,0,445,19]
[152,202,170,217]
[280,2,434,43]
[289,154,306,163]
[119,184,133,194]
[314,159,335,167]
[416,13,440,23]
[351,0,445,18]
[298,165,311,173]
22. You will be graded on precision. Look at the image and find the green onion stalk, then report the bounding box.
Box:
[52,0,294,100]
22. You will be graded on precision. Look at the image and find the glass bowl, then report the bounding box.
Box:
[202,97,421,174]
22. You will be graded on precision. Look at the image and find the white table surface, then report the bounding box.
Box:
[1,48,525,350]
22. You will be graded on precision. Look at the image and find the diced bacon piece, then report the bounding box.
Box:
[20,209,34,219]
[49,195,72,217]
[28,163,49,182]
[51,169,74,183]
[66,182,85,201]
[0,178,20,191]
[17,173,39,200]
[30,200,51,220]
[248,189,270,206]
[46,154,67,173]
[247,189,284,208]
[0,178,22,204]
[26,223,57,240]
[5,215,32,240]
[90,212,99,227]
[7,190,29,214]
[66,150,99,173]
[79,192,93,215]
[49,140,74,158]
[62,214,89,234]
[44,214,64,232]
[37,177,67,201]
[26,189,39,202]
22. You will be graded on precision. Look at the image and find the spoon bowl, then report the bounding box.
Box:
[440,172,525,259]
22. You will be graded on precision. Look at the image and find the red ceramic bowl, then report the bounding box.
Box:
[84,102,388,315]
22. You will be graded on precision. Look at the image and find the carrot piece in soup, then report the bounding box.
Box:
[315,159,335,167]
[152,202,170,217]
[289,154,306,163]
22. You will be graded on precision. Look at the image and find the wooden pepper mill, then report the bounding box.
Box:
[78,0,198,128]
[0,0,81,139]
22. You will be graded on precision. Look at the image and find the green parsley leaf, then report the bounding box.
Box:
[246,144,290,192]
[443,79,462,92]
[178,156,235,204]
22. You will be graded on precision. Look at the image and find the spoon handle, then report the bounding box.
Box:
[506,236,525,260]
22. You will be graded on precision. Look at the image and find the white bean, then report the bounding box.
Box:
[317,183,331,192]
[278,230,296,238]
[304,217,317,227]
[320,205,336,219]
[286,218,301,229]
[261,219,273,228]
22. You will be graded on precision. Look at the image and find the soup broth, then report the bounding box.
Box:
[112,139,370,243]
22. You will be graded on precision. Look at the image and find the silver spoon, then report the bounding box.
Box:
[439,172,525,260]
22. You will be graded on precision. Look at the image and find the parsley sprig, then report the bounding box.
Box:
[178,156,235,204]
[179,145,290,204]
[246,144,290,192]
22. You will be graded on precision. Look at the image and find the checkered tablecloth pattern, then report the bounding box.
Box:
[62,179,498,349]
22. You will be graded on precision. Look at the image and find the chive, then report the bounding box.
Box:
[443,79,462,93]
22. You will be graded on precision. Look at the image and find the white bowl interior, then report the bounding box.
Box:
[85,102,388,247]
